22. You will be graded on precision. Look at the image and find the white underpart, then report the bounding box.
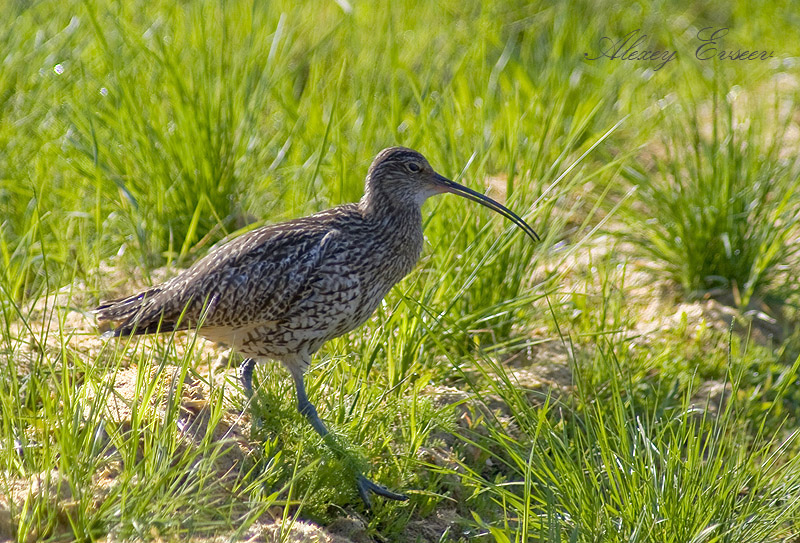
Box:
[414,184,446,206]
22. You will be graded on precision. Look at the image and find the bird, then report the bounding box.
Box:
[95,146,539,508]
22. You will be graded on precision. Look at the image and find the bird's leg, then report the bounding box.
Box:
[290,368,408,508]
[239,357,256,397]
[239,357,266,431]
[292,369,330,438]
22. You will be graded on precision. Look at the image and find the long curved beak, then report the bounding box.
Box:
[433,173,540,241]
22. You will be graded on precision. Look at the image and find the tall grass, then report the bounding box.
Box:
[450,319,800,542]
[622,87,800,308]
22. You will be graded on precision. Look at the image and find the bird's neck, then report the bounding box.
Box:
[358,189,422,224]
[358,190,425,264]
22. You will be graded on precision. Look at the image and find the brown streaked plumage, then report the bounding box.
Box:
[95,146,539,508]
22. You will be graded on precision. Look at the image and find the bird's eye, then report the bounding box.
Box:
[407,162,421,173]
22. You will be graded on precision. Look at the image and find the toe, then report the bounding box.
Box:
[356,474,408,508]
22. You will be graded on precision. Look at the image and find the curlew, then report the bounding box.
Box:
[95,147,539,507]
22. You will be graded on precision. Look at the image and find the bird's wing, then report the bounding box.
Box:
[101,211,344,336]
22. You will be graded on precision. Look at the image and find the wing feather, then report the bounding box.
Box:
[98,207,349,336]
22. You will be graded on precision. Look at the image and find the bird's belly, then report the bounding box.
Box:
[219,278,391,358]
[284,276,391,346]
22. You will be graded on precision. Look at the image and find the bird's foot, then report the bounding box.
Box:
[356,474,408,510]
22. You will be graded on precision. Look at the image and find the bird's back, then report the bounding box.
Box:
[98,206,352,333]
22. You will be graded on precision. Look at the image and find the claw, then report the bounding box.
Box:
[356,474,408,509]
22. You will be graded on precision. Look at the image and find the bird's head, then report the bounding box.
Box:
[362,146,539,241]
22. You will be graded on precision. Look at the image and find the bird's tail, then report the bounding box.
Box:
[94,287,166,337]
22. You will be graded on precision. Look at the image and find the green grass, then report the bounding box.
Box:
[459,349,800,542]
[620,85,800,308]
[2,0,800,541]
